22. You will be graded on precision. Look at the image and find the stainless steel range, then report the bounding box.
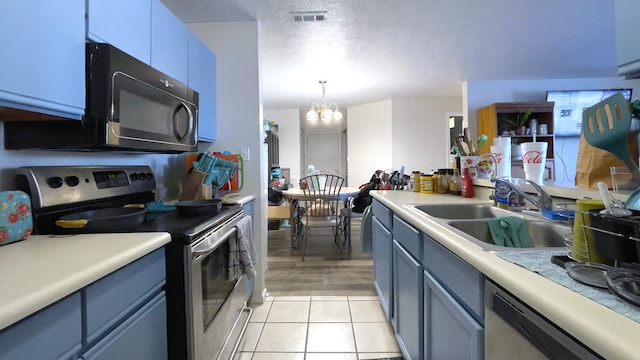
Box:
[16,165,252,360]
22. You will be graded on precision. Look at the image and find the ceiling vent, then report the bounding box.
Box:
[291,11,327,22]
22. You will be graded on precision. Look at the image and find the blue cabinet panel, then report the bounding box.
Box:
[81,292,167,360]
[393,215,422,260]
[85,248,166,344]
[424,271,483,360]
[0,293,82,360]
[615,0,640,78]
[372,199,393,230]
[188,33,217,142]
[0,1,85,119]
[423,234,484,323]
[86,0,152,64]
[393,241,423,360]
[373,216,393,321]
[151,0,189,84]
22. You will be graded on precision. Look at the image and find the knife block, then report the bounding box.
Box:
[179,169,210,201]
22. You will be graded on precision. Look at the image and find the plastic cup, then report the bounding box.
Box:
[521,142,547,184]
[490,144,511,178]
[460,156,479,178]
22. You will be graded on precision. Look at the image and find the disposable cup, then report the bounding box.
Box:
[460,156,479,178]
[490,144,511,178]
[521,142,547,184]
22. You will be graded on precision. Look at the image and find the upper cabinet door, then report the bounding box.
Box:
[0,1,85,119]
[151,0,189,84]
[615,0,640,79]
[189,33,217,142]
[86,0,151,64]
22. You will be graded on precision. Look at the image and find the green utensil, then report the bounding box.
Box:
[477,134,488,151]
[582,93,640,183]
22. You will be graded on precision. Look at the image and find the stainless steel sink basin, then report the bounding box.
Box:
[447,219,571,250]
[412,203,513,219]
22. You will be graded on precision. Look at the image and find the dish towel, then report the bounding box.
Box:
[487,216,533,248]
[228,215,257,280]
[360,205,373,253]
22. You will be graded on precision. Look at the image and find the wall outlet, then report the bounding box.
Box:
[240,146,250,161]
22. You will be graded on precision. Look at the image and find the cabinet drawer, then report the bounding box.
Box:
[372,199,392,230]
[423,235,483,323]
[0,293,82,360]
[393,215,422,260]
[85,249,166,344]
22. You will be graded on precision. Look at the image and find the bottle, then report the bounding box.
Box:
[412,171,421,192]
[420,173,433,194]
[448,169,461,195]
[432,171,440,194]
[437,168,449,194]
[461,167,474,198]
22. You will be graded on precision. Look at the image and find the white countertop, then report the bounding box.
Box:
[220,193,256,205]
[371,190,640,360]
[0,232,171,331]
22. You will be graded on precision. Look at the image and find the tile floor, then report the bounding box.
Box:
[235,295,403,360]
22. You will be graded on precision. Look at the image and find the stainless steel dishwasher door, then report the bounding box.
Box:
[484,280,602,360]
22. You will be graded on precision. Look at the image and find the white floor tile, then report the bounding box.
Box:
[255,323,308,352]
[305,353,358,360]
[251,353,305,360]
[307,323,356,353]
[240,322,264,352]
[353,322,400,353]
[310,301,351,322]
[358,353,403,359]
[312,295,348,301]
[250,301,273,323]
[273,295,311,301]
[347,295,379,301]
[349,300,387,322]
[267,301,310,322]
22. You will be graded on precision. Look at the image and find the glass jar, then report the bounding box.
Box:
[448,168,461,195]
[437,168,449,194]
[432,171,440,194]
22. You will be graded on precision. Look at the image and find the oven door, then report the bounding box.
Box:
[190,221,247,360]
[108,71,198,152]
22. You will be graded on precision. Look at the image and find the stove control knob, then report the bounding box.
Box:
[130,173,138,181]
[145,172,153,180]
[48,176,64,188]
[65,176,80,187]
[138,172,146,180]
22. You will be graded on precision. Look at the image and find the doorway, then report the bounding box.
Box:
[305,133,342,175]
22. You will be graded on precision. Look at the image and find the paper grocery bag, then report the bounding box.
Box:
[575,133,638,190]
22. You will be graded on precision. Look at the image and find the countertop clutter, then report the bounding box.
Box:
[0,233,170,331]
[371,190,640,360]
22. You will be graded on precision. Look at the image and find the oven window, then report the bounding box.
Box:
[200,239,237,329]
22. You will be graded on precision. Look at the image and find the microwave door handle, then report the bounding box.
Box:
[173,102,194,141]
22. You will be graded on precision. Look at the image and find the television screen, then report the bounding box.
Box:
[546,89,633,136]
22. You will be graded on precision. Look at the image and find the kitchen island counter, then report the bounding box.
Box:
[372,190,640,360]
[0,232,171,331]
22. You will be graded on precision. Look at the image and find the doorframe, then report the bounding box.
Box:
[304,132,343,176]
[445,112,464,166]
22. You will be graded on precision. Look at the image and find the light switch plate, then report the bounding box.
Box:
[240,146,250,161]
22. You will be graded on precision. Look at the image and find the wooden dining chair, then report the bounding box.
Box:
[298,173,345,260]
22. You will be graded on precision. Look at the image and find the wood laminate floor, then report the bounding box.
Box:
[266,218,375,297]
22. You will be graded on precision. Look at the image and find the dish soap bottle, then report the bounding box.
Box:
[461,167,474,198]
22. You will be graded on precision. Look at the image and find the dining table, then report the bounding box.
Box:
[282,187,361,249]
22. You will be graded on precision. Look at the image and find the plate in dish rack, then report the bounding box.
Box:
[565,262,610,289]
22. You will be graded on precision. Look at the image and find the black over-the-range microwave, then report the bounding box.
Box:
[4,43,199,153]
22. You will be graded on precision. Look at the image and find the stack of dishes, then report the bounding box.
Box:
[571,199,606,263]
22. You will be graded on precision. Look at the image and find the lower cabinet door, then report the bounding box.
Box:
[393,241,423,360]
[373,216,393,321]
[424,271,483,360]
[81,292,167,360]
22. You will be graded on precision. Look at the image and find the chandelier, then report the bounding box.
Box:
[305,80,344,122]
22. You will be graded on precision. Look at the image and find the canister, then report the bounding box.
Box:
[420,174,433,194]
[412,171,421,192]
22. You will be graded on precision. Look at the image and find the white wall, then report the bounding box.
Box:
[391,97,462,174]
[347,100,393,187]
[264,108,301,184]
[189,21,267,304]
[465,78,640,185]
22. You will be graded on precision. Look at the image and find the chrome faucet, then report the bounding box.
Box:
[490,178,553,211]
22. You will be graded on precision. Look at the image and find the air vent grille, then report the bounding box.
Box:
[291,11,327,22]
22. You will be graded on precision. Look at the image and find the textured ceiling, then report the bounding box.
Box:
[161,0,618,109]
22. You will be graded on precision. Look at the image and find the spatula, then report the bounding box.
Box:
[582,93,640,183]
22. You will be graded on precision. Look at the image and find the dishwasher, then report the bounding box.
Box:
[484,280,602,360]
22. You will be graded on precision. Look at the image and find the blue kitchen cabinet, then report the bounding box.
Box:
[372,199,393,321]
[188,32,217,142]
[0,293,82,360]
[86,0,152,64]
[422,233,484,360]
[392,240,423,360]
[151,0,189,85]
[424,270,483,360]
[0,1,85,119]
[615,0,640,79]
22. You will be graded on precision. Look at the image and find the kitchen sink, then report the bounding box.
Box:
[412,203,514,219]
[447,219,571,251]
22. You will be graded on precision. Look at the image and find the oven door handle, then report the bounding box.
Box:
[192,226,237,258]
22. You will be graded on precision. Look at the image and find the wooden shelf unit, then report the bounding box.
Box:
[477,101,555,160]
